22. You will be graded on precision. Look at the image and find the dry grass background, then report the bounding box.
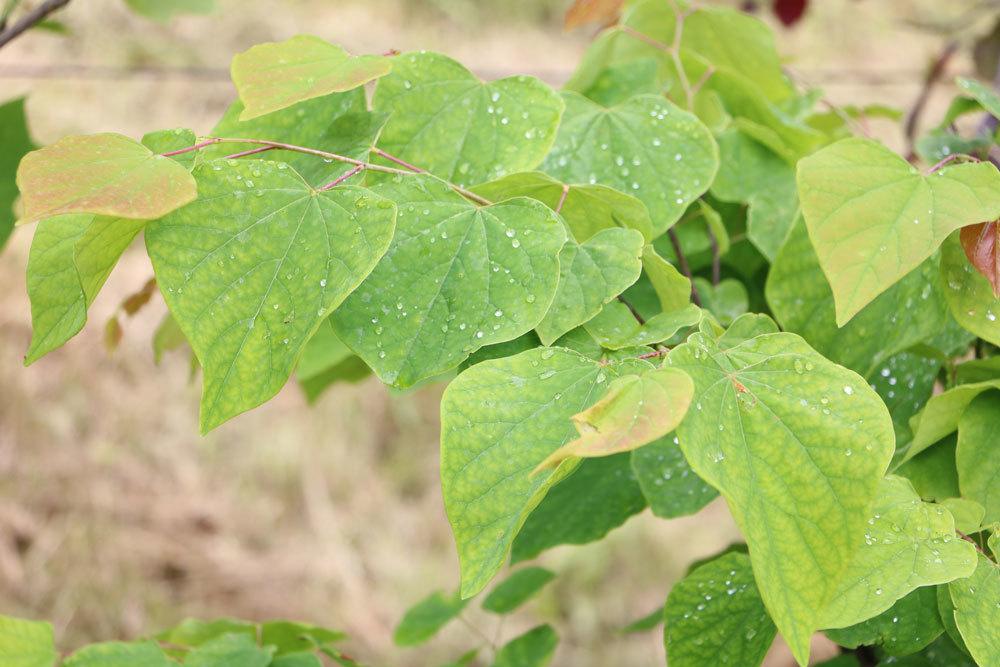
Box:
[0,1,993,665]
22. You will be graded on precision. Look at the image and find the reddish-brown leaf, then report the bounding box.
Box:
[121,278,157,316]
[564,0,624,30]
[961,221,1000,297]
[773,0,808,27]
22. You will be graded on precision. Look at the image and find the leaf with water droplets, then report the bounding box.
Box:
[332,175,565,388]
[664,551,777,667]
[537,366,693,469]
[145,159,396,432]
[25,214,146,364]
[510,452,646,563]
[231,36,391,120]
[584,301,702,350]
[766,220,949,377]
[535,227,644,345]
[825,587,944,657]
[941,232,1000,347]
[956,392,1000,524]
[493,625,558,667]
[470,171,655,242]
[541,93,718,236]
[372,52,564,186]
[630,434,717,519]
[947,555,1000,666]
[17,133,197,224]
[797,137,1000,325]
[440,346,650,596]
[906,379,1000,462]
[667,331,894,666]
[1,98,36,248]
[817,475,977,630]
[481,567,555,614]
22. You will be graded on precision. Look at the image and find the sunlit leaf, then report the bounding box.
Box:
[63,642,173,667]
[0,615,57,667]
[942,233,1000,347]
[948,555,1000,666]
[956,392,1000,524]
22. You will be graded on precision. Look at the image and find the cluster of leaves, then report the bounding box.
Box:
[0,615,357,666]
[6,0,1000,665]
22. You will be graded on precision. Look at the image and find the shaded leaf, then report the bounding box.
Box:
[631,433,717,519]
[906,380,1000,462]
[667,331,894,664]
[692,278,747,326]
[393,590,468,647]
[621,605,664,634]
[232,36,391,120]
[797,138,1000,324]
[897,435,960,502]
[956,392,1000,524]
[17,133,197,223]
[146,160,395,432]
[942,232,1000,346]
[0,98,36,249]
[584,301,701,350]
[482,567,556,614]
[955,77,1000,119]
[664,551,776,667]
[492,625,558,667]
[642,245,691,313]
[826,587,943,657]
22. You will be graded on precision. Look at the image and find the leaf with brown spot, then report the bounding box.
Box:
[960,221,1000,298]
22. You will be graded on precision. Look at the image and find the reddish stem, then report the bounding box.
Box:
[372,147,423,173]
[224,145,277,160]
[318,164,364,191]
[555,184,570,214]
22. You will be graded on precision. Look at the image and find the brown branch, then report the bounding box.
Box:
[617,295,646,325]
[0,0,71,50]
[904,40,958,162]
[668,228,702,306]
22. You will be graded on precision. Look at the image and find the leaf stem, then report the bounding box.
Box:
[904,40,958,162]
[161,136,494,206]
[0,0,71,50]
[957,529,991,558]
[318,164,364,191]
[555,184,570,214]
[706,225,721,286]
[620,3,695,110]
[618,295,646,325]
[925,152,978,175]
[667,228,702,306]
[223,145,276,160]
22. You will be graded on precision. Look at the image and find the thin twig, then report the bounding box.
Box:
[0,0,71,50]
[318,164,364,191]
[706,225,721,286]
[667,228,702,306]
[925,152,978,175]
[161,136,494,206]
[555,184,570,214]
[618,295,646,325]
[222,145,276,160]
[371,147,422,173]
[904,40,958,162]
[637,348,668,360]
[957,529,991,558]
[665,0,694,110]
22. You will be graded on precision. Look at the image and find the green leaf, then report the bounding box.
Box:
[989,527,1000,561]
[259,620,345,655]
[938,498,985,534]
[692,278,748,327]
[817,476,977,630]
[941,233,1000,346]
[642,245,691,313]
[870,352,942,449]
[231,37,391,120]
[332,175,565,388]
[936,582,970,655]
[510,452,646,563]
[156,618,256,647]
[664,551,777,667]
[17,133,197,223]
[541,92,718,236]
[25,214,145,364]
[124,0,214,21]
[0,97,36,249]
[145,160,395,432]
[482,567,556,614]
[141,128,198,169]
[296,320,368,400]
[630,434,718,519]
[270,654,322,667]
[717,313,780,350]
[584,301,702,350]
[621,605,664,634]
[906,381,1000,462]
[955,77,1000,119]
[797,137,1000,325]
[667,331,895,665]
[470,171,655,243]
[492,625,558,667]
[372,52,563,186]
[438,649,479,667]
[957,392,1000,523]
[442,347,652,595]
[185,633,272,667]
[538,366,693,468]
[204,92,383,188]
[63,642,173,667]
[955,356,1000,384]
[0,615,57,667]
[710,128,797,260]
[535,227,644,345]
[766,220,948,377]
[948,555,1000,666]
[393,590,468,647]
[826,587,944,657]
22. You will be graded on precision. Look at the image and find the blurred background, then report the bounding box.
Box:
[0,1,996,665]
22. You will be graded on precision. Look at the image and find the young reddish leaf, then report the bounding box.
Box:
[772,0,807,27]
[960,221,1000,297]
[16,133,197,224]
[564,0,624,30]
[231,36,392,120]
